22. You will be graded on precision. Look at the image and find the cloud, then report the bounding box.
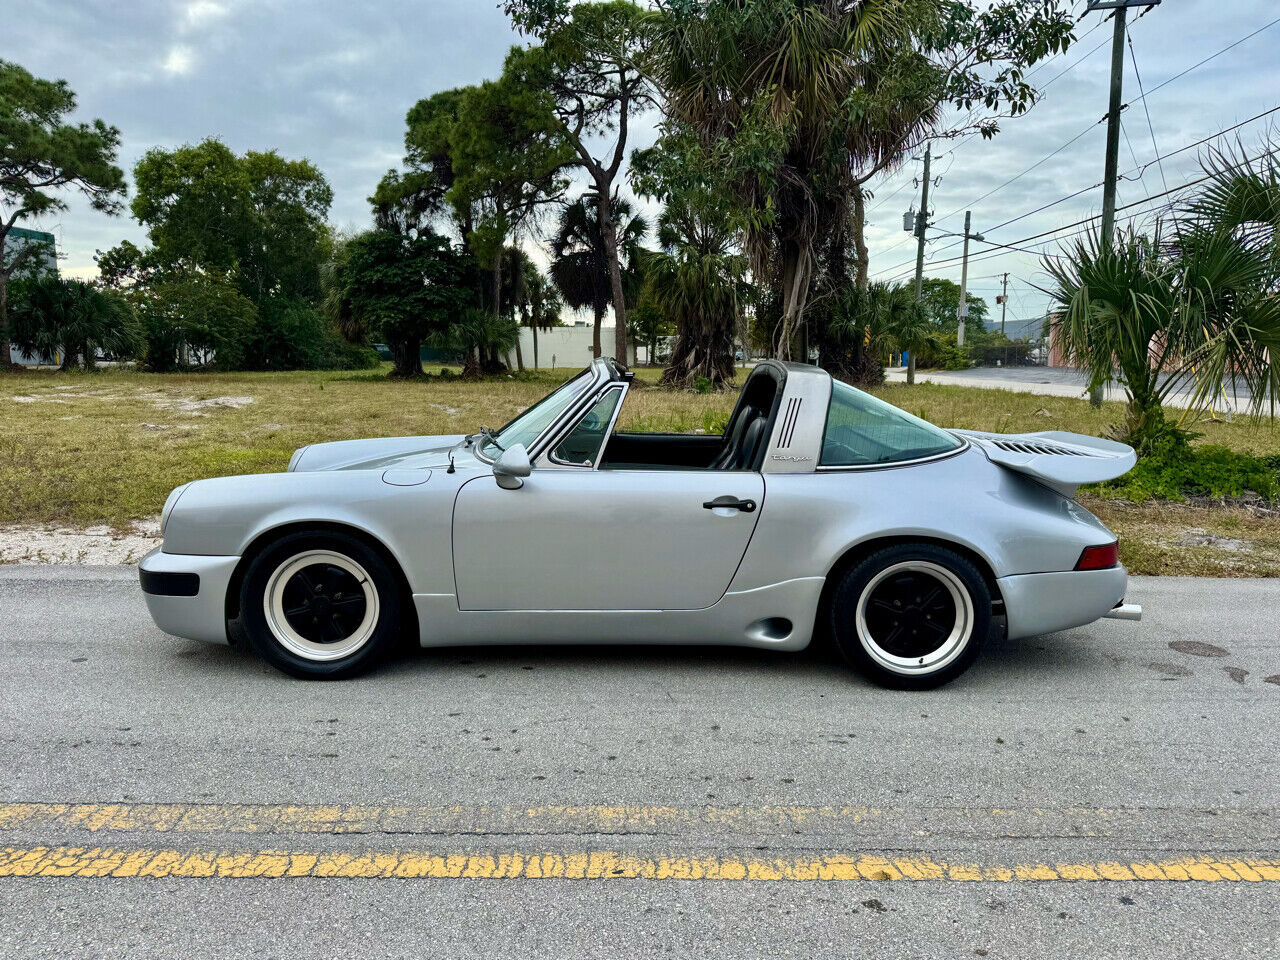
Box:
[162,44,195,76]
[181,0,229,31]
[5,0,1279,315]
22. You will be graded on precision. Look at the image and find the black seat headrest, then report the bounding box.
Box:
[713,410,756,469]
[734,417,768,470]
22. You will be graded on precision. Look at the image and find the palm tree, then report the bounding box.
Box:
[10,275,140,370]
[445,307,521,379]
[650,0,911,357]
[516,258,563,370]
[823,280,933,384]
[1047,141,1280,452]
[550,193,647,360]
[646,199,747,389]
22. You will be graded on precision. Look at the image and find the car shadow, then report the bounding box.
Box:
[157,619,1103,689]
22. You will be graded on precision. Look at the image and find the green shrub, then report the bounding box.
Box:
[914,332,969,371]
[1089,444,1280,502]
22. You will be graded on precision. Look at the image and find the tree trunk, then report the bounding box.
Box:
[661,333,735,390]
[595,191,629,365]
[852,187,870,292]
[907,352,915,385]
[774,244,812,361]
[491,249,503,321]
[514,334,524,372]
[391,339,422,378]
[532,324,539,370]
[591,302,603,359]
[661,319,736,390]
[462,347,481,380]
[0,265,10,368]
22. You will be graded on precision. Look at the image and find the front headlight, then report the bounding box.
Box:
[288,446,309,472]
[160,483,191,537]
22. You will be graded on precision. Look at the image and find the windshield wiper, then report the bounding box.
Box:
[477,426,504,453]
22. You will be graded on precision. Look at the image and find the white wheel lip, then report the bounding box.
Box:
[263,550,379,662]
[854,560,975,676]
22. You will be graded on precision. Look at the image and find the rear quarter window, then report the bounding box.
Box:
[820,381,962,467]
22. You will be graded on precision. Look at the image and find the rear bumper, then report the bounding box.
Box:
[138,547,239,645]
[998,565,1129,640]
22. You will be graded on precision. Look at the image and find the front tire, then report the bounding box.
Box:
[830,544,991,690]
[238,531,402,679]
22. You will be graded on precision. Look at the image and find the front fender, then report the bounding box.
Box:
[160,471,462,595]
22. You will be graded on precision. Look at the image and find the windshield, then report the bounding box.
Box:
[479,370,593,459]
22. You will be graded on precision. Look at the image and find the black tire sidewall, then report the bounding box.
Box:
[239,531,402,680]
[831,544,991,690]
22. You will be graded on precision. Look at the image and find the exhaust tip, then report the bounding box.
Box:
[1104,602,1142,622]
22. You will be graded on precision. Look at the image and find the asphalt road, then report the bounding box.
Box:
[1,566,1278,958]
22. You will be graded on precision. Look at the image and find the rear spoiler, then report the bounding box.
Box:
[953,429,1136,498]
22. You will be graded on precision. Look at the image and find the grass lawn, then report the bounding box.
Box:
[3,363,1278,575]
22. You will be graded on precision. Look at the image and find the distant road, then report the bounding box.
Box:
[1,567,1278,958]
[886,365,1261,412]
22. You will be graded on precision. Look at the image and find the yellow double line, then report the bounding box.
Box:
[2,803,1277,882]
[3,847,1279,881]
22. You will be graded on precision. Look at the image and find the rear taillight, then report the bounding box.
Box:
[1076,542,1119,570]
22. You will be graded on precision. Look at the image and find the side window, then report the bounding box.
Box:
[552,387,624,466]
[820,381,962,466]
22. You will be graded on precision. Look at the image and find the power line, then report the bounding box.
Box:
[880,150,1271,284]
[1127,27,1168,193]
[864,13,1117,244]
[925,12,1280,231]
[1137,12,1280,102]
[871,106,1280,280]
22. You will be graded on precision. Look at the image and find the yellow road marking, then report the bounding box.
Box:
[0,802,1272,837]
[4,803,1276,882]
[1,846,1278,881]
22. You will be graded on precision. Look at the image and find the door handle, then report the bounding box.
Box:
[703,497,756,513]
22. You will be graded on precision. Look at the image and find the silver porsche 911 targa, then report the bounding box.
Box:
[140,358,1141,687]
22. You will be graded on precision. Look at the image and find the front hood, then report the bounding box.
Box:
[290,434,477,473]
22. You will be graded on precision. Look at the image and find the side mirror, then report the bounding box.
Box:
[493,443,532,490]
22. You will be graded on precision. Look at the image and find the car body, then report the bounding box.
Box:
[140,358,1140,686]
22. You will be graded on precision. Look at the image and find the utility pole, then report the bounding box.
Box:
[999,272,1009,336]
[956,211,983,347]
[1087,0,1160,404]
[912,144,932,302]
[899,143,933,385]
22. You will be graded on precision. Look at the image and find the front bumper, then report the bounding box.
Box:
[998,565,1129,640]
[138,547,240,645]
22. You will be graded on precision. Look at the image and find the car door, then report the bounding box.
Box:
[452,468,764,611]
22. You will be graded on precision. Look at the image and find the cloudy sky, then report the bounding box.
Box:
[8,0,1280,333]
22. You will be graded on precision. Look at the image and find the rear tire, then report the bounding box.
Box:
[830,544,990,690]
[238,530,402,680]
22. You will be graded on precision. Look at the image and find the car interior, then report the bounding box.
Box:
[596,364,784,471]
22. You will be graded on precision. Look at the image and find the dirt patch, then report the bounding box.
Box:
[146,394,256,415]
[1169,641,1230,658]
[0,520,160,565]
[1170,531,1254,552]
